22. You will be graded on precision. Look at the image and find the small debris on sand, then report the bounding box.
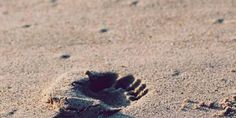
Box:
[171,70,180,77]
[214,18,224,24]
[231,69,236,73]
[22,24,31,28]
[99,28,109,33]
[130,1,139,6]
[60,54,71,59]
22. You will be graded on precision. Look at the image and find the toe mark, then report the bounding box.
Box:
[139,89,149,98]
[134,84,146,96]
[115,75,135,89]
[127,79,141,91]
[86,71,118,92]
[128,88,148,101]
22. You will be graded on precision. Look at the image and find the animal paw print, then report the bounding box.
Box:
[72,71,148,107]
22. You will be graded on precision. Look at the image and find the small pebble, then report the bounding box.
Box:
[60,54,70,59]
[130,1,139,6]
[7,109,17,116]
[172,70,180,76]
[231,69,236,72]
[51,0,57,3]
[99,28,108,33]
[214,18,224,24]
[22,24,31,28]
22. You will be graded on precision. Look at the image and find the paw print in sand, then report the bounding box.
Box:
[42,70,148,118]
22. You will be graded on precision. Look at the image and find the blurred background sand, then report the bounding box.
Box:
[1,0,236,117]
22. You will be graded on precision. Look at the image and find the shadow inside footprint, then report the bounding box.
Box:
[72,71,149,108]
[53,71,148,118]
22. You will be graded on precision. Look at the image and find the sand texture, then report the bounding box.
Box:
[1,0,236,118]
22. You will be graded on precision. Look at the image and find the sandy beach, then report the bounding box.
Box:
[1,0,236,117]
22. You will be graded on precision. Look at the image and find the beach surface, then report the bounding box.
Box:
[1,0,236,117]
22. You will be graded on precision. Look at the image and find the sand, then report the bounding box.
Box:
[1,0,236,117]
